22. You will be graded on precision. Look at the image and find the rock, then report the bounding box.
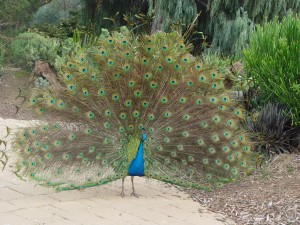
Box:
[229,62,245,76]
[32,60,65,92]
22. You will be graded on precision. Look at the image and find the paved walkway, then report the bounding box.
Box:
[0,118,234,225]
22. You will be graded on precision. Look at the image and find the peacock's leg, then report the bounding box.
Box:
[121,177,125,197]
[130,176,139,198]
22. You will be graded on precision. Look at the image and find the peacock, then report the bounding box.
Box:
[12,29,254,196]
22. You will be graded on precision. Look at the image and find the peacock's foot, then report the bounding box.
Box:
[131,192,139,198]
[121,191,125,197]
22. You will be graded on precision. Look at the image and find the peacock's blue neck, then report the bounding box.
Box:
[128,139,144,176]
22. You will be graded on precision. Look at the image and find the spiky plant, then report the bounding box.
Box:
[247,103,300,157]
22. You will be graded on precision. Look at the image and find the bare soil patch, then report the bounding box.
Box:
[188,154,300,225]
[0,67,35,120]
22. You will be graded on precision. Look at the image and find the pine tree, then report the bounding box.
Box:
[148,0,197,32]
[205,0,300,56]
[41,0,300,56]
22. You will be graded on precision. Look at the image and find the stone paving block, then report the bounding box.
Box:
[8,182,53,196]
[0,201,19,213]
[149,205,226,225]
[56,209,115,225]
[91,185,124,199]
[9,194,57,208]
[45,219,81,225]
[0,179,12,188]
[0,187,26,201]
[98,211,159,225]
[36,205,67,215]
[0,212,37,225]
[48,189,96,202]
[51,198,153,225]
[80,200,138,224]
[50,201,87,213]
[104,201,196,225]
[12,207,63,224]
[0,171,19,185]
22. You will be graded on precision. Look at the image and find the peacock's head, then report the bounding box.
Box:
[141,128,147,142]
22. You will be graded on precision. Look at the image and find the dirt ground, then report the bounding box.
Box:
[188,154,300,225]
[0,67,35,120]
[1,68,299,225]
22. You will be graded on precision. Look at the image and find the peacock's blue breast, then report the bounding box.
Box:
[128,140,144,176]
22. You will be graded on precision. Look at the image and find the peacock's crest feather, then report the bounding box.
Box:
[12,29,254,191]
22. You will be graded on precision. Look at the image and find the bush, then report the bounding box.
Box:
[53,37,82,74]
[34,77,50,88]
[243,14,300,125]
[247,103,300,157]
[31,11,87,40]
[10,32,59,69]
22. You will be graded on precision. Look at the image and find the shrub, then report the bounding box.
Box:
[246,103,300,157]
[243,14,300,125]
[34,77,50,88]
[53,37,82,74]
[10,32,59,69]
[31,11,87,40]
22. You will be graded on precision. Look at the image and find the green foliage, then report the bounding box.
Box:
[35,77,50,88]
[206,0,300,56]
[10,32,59,69]
[0,0,39,25]
[244,14,300,125]
[31,0,82,25]
[31,11,87,40]
[148,0,197,32]
[207,8,254,57]
[0,39,5,68]
[246,103,299,157]
[0,0,40,68]
[200,52,231,70]
[243,0,300,22]
[208,0,300,22]
[81,0,148,33]
[53,37,82,73]
[0,36,12,72]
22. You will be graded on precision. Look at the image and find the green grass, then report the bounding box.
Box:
[14,70,30,77]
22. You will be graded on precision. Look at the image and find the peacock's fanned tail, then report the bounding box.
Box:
[12,30,254,191]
